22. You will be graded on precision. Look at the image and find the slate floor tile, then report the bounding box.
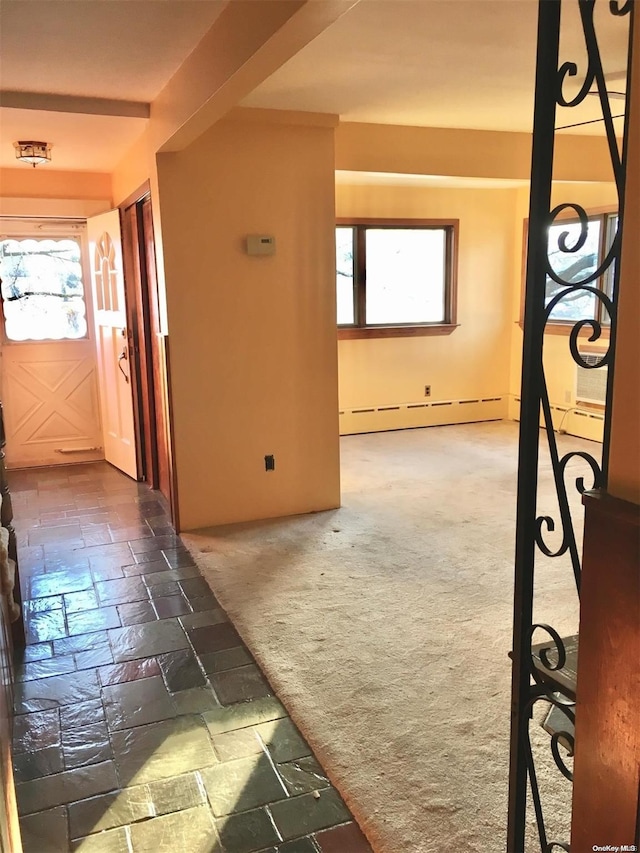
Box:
[216,806,280,853]
[162,548,196,569]
[71,826,131,852]
[75,645,115,670]
[13,745,64,783]
[25,610,67,643]
[59,698,106,729]
[98,658,161,687]
[96,577,150,606]
[179,608,229,632]
[103,675,176,731]
[202,697,287,736]
[142,566,200,584]
[63,738,113,771]
[122,558,168,576]
[171,685,220,715]
[83,529,113,547]
[270,789,351,842]
[178,576,212,600]
[20,805,69,853]
[67,606,121,636]
[62,720,112,770]
[133,551,171,566]
[29,523,82,545]
[212,728,263,762]
[152,594,191,619]
[212,664,272,705]
[314,822,374,853]
[117,600,158,627]
[146,580,180,599]
[278,839,318,853]
[200,646,252,675]
[188,622,243,655]
[147,772,206,815]
[16,760,119,815]
[30,569,94,598]
[200,754,287,816]
[109,619,189,662]
[275,756,330,797]
[18,642,53,663]
[188,594,223,613]
[130,534,180,555]
[128,805,218,853]
[111,715,218,786]
[24,595,63,613]
[16,655,76,682]
[54,630,109,656]
[14,669,101,713]
[90,564,126,581]
[13,709,61,753]
[108,523,153,543]
[157,649,205,692]
[64,589,99,612]
[68,787,153,839]
[256,718,311,764]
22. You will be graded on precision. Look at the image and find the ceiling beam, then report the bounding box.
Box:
[154,0,360,153]
[0,91,150,118]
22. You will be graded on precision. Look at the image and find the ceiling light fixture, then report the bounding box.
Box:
[14,141,52,167]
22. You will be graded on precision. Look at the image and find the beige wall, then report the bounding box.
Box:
[0,168,112,219]
[336,122,614,182]
[156,114,341,529]
[336,183,518,422]
[0,168,111,202]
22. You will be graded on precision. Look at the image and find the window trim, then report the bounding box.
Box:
[336,217,459,339]
[518,206,617,338]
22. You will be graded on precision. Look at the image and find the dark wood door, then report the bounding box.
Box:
[120,194,176,525]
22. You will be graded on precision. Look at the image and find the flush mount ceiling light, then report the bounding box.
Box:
[14,141,52,167]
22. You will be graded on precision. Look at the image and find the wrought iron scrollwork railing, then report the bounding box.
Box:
[508,0,634,850]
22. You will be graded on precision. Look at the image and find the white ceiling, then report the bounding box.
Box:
[243,0,629,136]
[0,1,226,102]
[0,0,631,174]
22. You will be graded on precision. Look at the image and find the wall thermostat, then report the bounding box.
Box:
[246,234,276,256]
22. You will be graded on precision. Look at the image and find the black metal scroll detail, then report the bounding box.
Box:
[508,0,633,851]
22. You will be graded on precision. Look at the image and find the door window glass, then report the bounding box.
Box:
[0,238,87,341]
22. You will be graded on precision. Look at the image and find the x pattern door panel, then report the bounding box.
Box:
[2,342,103,468]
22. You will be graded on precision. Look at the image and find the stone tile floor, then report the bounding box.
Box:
[10,462,373,853]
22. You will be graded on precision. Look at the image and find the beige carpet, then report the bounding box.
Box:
[182,421,597,852]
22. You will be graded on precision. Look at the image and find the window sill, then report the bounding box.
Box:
[338,324,459,340]
[517,321,610,341]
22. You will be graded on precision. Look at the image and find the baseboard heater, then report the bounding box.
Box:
[510,396,604,441]
[339,396,505,435]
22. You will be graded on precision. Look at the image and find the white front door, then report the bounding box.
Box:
[87,211,138,480]
[0,221,103,468]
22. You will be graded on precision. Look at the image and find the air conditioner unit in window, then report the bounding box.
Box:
[576,352,608,405]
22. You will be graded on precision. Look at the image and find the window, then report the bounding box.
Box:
[0,237,88,341]
[336,219,458,338]
[545,211,617,325]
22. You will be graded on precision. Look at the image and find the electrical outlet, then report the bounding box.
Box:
[424,385,431,397]
[264,454,275,472]
[564,389,571,404]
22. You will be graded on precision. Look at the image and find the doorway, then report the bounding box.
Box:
[0,202,177,529]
